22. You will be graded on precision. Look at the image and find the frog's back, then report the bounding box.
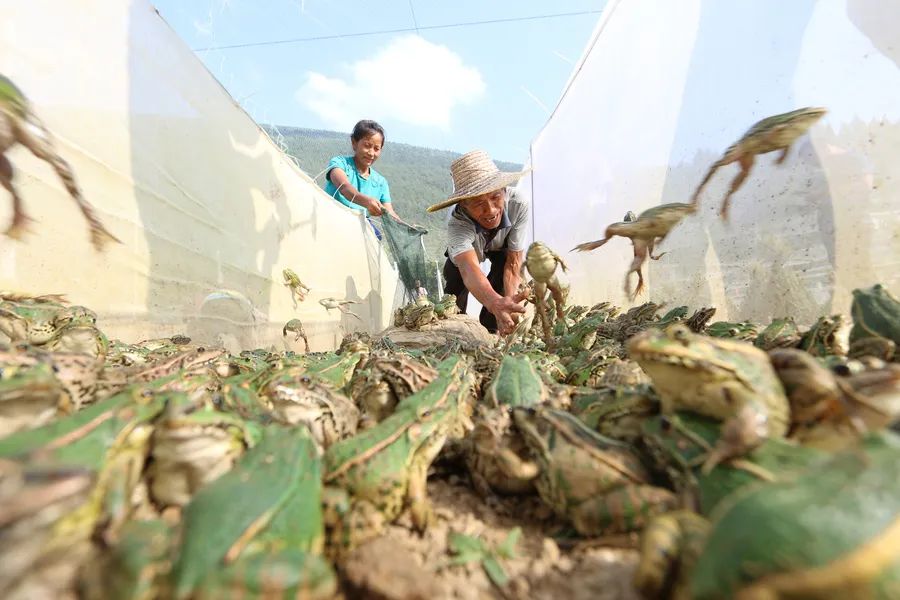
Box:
[0,74,28,116]
[691,431,900,599]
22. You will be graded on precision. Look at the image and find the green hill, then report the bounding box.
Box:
[264,125,523,260]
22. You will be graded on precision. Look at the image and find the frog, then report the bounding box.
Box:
[572,203,696,300]
[349,351,438,427]
[322,355,475,557]
[338,330,372,355]
[0,459,96,600]
[0,346,102,410]
[0,360,68,437]
[147,393,262,509]
[403,300,436,330]
[282,318,310,353]
[848,283,900,360]
[570,384,660,445]
[685,430,900,599]
[626,324,790,472]
[753,316,801,350]
[799,313,850,357]
[45,305,109,359]
[705,320,759,341]
[282,267,311,305]
[261,367,359,452]
[525,241,569,347]
[0,295,69,344]
[690,106,828,220]
[596,301,663,342]
[171,425,336,599]
[684,306,717,333]
[319,297,362,321]
[433,293,460,319]
[0,73,120,250]
[283,349,365,390]
[465,355,548,497]
[95,347,226,402]
[512,406,678,536]
[599,358,652,387]
[564,348,619,387]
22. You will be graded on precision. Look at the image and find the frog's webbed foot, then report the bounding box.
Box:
[699,403,768,475]
[572,238,609,253]
[407,461,433,533]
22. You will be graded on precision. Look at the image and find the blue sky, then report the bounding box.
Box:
[152,0,606,163]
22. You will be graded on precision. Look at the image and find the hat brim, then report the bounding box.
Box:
[426,168,531,213]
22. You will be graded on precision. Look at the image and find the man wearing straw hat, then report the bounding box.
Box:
[427,150,529,335]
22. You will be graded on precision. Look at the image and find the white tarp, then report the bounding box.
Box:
[0,0,401,351]
[524,0,900,324]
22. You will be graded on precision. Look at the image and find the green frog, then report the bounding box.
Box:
[600,358,651,387]
[753,316,801,350]
[282,267,311,304]
[403,301,436,330]
[45,305,109,359]
[171,425,336,599]
[849,283,900,360]
[0,295,68,344]
[0,73,120,250]
[690,106,828,220]
[0,360,67,437]
[799,314,850,357]
[433,294,459,319]
[512,406,677,535]
[349,351,438,427]
[282,318,310,353]
[262,367,359,452]
[147,393,262,508]
[0,346,102,411]
[627,324,790,472]
[323,355,475,557]
[572,203,696,300]
[570,384,659,445]
[687,430,900,599]
[525,241,569,346]
[466,355,547,496]
[319,297,362,321]
[705,320,759,341]
[684,306,717,333]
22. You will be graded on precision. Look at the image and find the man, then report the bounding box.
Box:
[426,150,529,335]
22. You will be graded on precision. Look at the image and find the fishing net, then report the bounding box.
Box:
[379,214,441,303]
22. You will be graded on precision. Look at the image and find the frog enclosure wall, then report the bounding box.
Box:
[520,0,900,325]
[0,1,401,352]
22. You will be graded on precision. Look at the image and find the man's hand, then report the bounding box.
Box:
[489,296,526,336]
[359,195,383,216]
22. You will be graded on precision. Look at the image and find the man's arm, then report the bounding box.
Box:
[327,168,384,216]
[503,249,524,302]
[453,249,525,335]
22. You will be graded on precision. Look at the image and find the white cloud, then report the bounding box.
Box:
[296,35,485,131]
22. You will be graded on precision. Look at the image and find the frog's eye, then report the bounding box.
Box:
[417,407,432,420]
[672,326,690,344]
[660,416,673,431]
[300,376,312,385]
[832,364,851,377]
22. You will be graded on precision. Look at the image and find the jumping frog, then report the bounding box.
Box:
[849,283,900,360]
[282,318,310,353]
[690,106,828,220]
[512,406,678,536]
[282,267,311,304]
[323,356,475,557]
[525,241,569,347]
[626,324,790,472]
[572,203,696,301]
[0,73,120,250]
[753,316,801,350]
[319,297,362,322]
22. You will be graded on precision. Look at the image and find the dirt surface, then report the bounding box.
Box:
[340,476,641,600]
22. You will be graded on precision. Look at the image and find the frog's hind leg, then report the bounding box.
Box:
[572,237,609,253]
[15,118,121,251]
[0,154,33,240]
[718,154,755,222]
[648,240,668,261]
[775,145,791,165]
[627,243,649,300]
[569,485,679,536]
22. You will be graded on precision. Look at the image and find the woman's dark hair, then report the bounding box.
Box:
[351,120,385,143]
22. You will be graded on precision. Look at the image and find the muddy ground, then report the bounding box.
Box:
[340,475,642,600]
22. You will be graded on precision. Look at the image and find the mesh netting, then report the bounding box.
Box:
[379,215,441,303]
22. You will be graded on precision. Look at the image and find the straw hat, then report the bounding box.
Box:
[426,150,531,213]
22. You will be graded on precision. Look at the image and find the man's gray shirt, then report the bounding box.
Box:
[446,187,529,264]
